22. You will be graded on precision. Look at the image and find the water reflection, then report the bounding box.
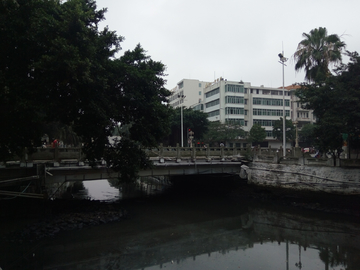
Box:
[51,177,169,201]
[72,180,121,201]
[1,196,359,269]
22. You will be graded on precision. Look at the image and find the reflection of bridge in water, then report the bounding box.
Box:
[3,204,357,270]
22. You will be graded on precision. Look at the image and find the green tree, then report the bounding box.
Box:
[298,123,315,146]
[293,27,346,82]
[202,121,244,146]
[165,108,209,146]
[247,124,266,145]
[0,0,171,182]
[295,51,360,163]
[272,117,295,143]
[313,120,343,165]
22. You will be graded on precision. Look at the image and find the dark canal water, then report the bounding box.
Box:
[1,177,360,270]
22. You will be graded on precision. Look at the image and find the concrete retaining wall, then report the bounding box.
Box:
[248,162,360,195]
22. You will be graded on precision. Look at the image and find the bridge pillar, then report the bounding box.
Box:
[220,145,225,161]
[293,147,301,158]
[191,146,196,161]
[159,143,165,163]
[53,145,60,167]
[176,143,181,162]
[205,144,211,161]
[78,147,84,165]
[276,146,283,163]
[246,144,252,160]
[20,147,33,168]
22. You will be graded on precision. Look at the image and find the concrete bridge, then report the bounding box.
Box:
[1,144,248,167]
[2,144,360,199]
[0,145,249,199]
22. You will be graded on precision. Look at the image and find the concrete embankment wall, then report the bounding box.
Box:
[247,162,360,195]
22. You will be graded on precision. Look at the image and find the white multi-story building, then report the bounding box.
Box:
[169,78,314,148]
[168,79,210,109]
[199,78,291,148]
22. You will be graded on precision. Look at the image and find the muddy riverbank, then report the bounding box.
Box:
[1,199,128,243]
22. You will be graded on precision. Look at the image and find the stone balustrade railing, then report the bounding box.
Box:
[2,144,360,168]
[6,144,249,165]
[145,144,249,162]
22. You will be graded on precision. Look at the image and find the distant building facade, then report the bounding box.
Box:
[168,79,209,109]
[169,78,314,148]
[202,78,291,148]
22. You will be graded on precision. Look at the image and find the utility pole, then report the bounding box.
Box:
[278,51,288,158]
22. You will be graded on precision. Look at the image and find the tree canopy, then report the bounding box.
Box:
[247,124,266,145]
[0,0,171,181]
[298,123,316,147]
[293,27,346,82]
[164,108,209,146]
[272,117,295,143]
[202,121,244,146]
[295,51,360,160]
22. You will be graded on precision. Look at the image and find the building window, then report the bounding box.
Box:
[208,110,220,117]
[245,121,248,126]
[251,89,253,94]
[253,108,289,117]
[253,98,290,107]
[244,99,248,105]
[225,96,244,104]
[256,89,259,94]
[199,91,201,95]
[225,84,244,93]
[225,118,245,125]
[225,107,244,115]
[205,87,219,98]
[199,83,202,87]
[253,119,276,127]
[193,104,203,111]
[178,81,184,89]
[205,99,219,108]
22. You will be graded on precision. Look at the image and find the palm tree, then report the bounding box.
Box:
[293,27,346,82]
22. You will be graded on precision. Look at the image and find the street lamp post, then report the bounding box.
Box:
[278,52,288,158]
[178,94,186,147]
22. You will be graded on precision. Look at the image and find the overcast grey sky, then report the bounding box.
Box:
[95,0,360,90]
